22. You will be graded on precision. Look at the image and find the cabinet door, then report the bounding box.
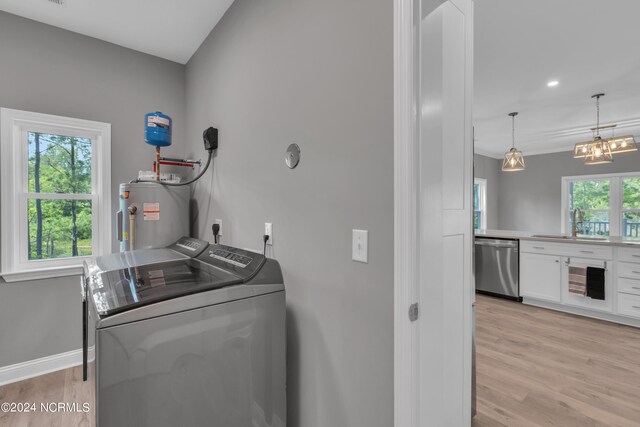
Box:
[520,253,562,302]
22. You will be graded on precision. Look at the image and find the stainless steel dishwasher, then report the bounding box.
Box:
[474,237,520,300]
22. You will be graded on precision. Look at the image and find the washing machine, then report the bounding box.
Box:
[82,237,286,427]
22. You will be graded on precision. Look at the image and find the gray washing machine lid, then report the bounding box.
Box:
[88,259,242,317]
[84,248,188,274]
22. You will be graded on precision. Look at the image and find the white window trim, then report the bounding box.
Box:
[474,178,487,230]
[1,108,111,282]
[561,172,640,236]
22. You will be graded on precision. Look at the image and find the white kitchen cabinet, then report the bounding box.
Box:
[520,252,562,302]
[617,293,640,319]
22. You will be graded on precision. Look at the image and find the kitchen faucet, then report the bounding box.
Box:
[572,208,584,237]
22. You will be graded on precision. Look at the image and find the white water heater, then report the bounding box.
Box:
[117,182,189,251]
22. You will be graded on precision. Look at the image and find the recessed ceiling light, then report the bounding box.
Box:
[547,80,559,87]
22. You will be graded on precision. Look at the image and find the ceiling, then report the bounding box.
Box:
[0,0,235,64]
[475,0,640,158]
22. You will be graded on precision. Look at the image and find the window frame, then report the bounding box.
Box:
[474,178,487,231]
[1,108,111,282]
[620,175,640,238]
[561,172,640,237]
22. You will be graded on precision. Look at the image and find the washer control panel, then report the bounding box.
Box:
[208,248,253,268]
[196,244,266,282]
[168,236,209,257]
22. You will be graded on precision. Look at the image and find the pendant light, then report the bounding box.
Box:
[502,112,525,172]
[583,94,613,165]
[574,93,620,164]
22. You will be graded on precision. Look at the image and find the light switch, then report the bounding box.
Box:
[352,229,368,263]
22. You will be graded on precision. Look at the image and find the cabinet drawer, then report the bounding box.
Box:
[617,293,640,319]
[617,262,640,280]
[520,240,612,259]
[564,244,612,260]
[617,277,640,296]
[520,240,559,255]
[617,246,640,263]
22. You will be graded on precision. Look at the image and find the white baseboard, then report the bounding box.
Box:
[0,346,95,387]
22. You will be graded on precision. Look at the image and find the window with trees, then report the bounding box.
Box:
[622,177,640,237]
[1,109,111,281]
[562,173,640,238]
[566,179,610,236]
[474,178,487,230]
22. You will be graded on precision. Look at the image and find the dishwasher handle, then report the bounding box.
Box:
[475,240,518,249]
[82,275,88,382]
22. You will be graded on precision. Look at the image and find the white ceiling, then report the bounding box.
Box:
[475,0,640,158]
[0,0,235,64]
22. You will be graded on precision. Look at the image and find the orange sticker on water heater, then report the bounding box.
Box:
[143,203,160,221]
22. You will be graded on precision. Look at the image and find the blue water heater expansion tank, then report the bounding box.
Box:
[145,111,172,147]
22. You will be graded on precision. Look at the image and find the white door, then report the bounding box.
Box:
[419,0,473,425]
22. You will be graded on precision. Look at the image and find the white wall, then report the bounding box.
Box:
[0,11,186,367]
[184,0,394,425]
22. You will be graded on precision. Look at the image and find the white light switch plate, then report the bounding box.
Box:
[352,229,368,263]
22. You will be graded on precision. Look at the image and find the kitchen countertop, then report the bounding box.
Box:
[475,229,640,247]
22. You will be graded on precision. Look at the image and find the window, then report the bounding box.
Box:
[562,173,640,238]
[474,178,487,230]
[566,179,610,236]
[1,109,111,281]
[622,177,640,237]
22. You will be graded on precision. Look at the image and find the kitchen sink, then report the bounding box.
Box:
[532,234,608,241]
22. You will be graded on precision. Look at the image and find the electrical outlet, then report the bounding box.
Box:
[265,222,273,245]
[352,229,368,263]
[215,219,223,236]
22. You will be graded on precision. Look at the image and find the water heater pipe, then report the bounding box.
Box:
[155,147,161,181]
[128,206,137,251]
[157,150,214,187]
[160,156,202,165]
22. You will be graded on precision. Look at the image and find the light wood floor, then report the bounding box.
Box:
[0,364,94,427]
[1,297,639,427]
[473,294,640,427]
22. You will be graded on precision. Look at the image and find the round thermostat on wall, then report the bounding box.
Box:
[285,143,301,169]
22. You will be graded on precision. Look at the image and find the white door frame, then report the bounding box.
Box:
[394,0,473,425]
[394,0,421,425]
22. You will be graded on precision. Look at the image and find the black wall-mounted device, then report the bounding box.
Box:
[203,127,218,152]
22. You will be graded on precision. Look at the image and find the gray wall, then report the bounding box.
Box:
[474,153,500,229]
[184,0,394,426]
[0,11,186,367]
[497,150,640,233]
